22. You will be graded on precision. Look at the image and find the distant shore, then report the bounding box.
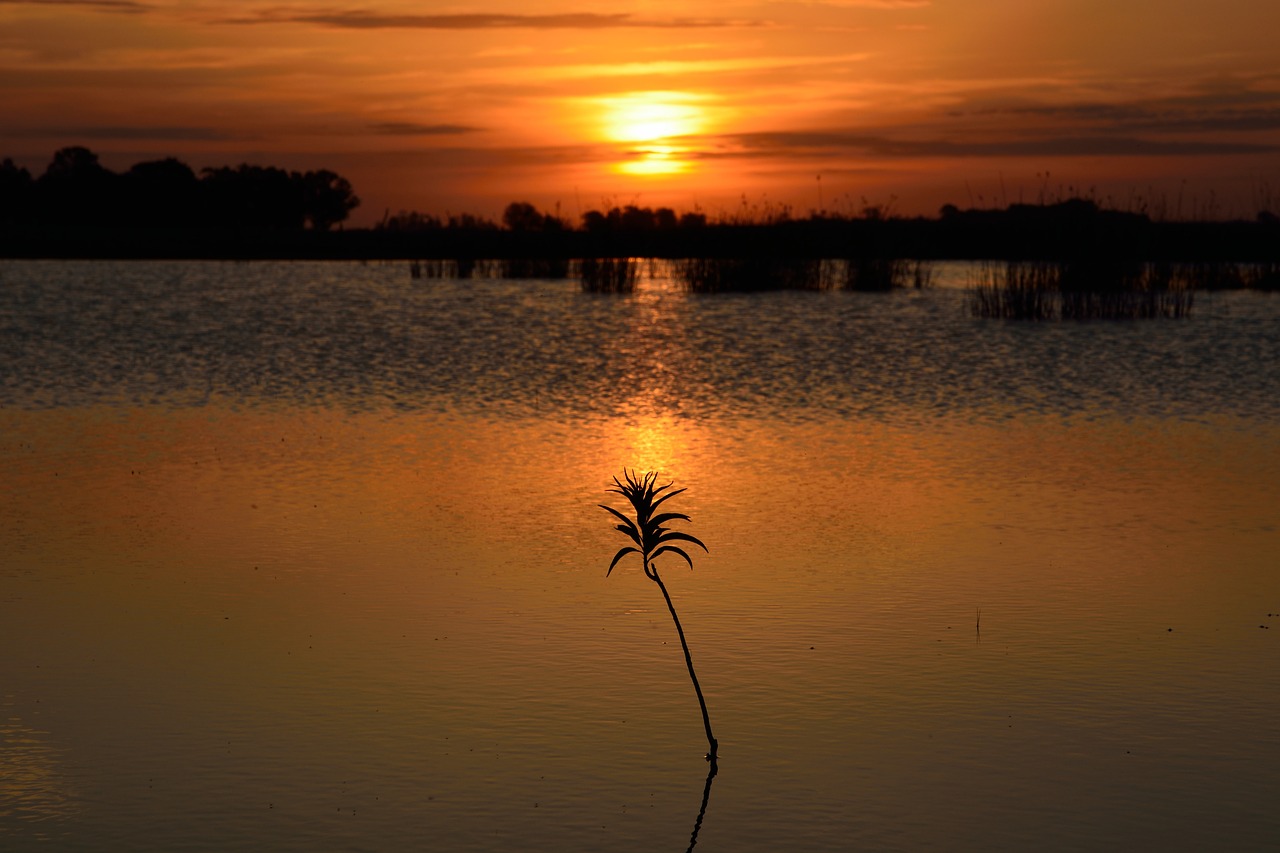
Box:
[4,207,1277,263]
[4,147,1276,263]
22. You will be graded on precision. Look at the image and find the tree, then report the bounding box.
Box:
[600,470,717,770]
[502,200,546,232]
[299,169,359,231]
[41,146,108,183]
[0,158,34,227]
[37,146,117,225]
[122,158,200,227]
[200,164,303,230]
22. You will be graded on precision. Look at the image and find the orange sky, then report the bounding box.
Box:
[2,0,1279,224]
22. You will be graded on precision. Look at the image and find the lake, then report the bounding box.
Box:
[2,260,1278,851]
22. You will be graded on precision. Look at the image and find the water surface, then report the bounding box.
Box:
[2,261,1278,851]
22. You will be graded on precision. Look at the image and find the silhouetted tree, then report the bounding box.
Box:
[502,201,547,232]
[581,209,610,233]
[42,146,107,183]
[37,146,117,225]
[0,158,34,227]
[299,169,359,230]
[582,204,680,233]
[501,202,563,233]
[122,158,200,227]
[200,164,304,230]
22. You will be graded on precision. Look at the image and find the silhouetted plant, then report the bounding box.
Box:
[601,470,717,768]
[968,259,1194,320]
[842,256,897,291]
[501,257,570,279]
[1243,261,1280,291]
[967,260,1058,320]
[676,256,823,292]
[579,257,638,293]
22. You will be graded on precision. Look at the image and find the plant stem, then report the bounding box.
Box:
[647,558,718,770]
[685,761,718,852]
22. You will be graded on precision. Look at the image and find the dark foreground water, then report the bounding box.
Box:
[2,260,1278,851]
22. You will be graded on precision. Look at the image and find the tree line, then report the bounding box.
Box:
[0,147,360,231]
[1,147,1276,262]
[378,200,708,233]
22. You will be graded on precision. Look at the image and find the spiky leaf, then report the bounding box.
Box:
[655,530,708,552]
[601,469,707,577]
[607,546,640,576]
[650,544,696,569]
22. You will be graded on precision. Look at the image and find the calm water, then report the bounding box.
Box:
[1,260,1278,851]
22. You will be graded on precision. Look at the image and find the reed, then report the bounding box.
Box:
[501,257,570,279]
[675,256,824,293]
[969,259,1195,320]
[842,256,898,291]
[967,260,1058,320]
[842,257,935,291]
[408,259,474,280]
[578,257,638,293]
[1242,261,1280,291]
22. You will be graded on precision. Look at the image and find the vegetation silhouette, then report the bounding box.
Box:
[967,257,1198,320]
[600,470,717,771]
[578,257,639,293]
[4,146,1280,277]
[0,146,358,235]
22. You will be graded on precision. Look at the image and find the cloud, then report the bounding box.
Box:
[985,102,1280,134]
[717,130,1279,158]
[6,125,234,140]
[227,10,764,30]
[775,0,929,7]
[508,51,870,82]
[369,122,480,136]
[0,0,150,12]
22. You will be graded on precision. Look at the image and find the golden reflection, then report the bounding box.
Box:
[610,415,697,479]
[0,718,77,823]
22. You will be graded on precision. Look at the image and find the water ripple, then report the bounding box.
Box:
[1,260,1277,423]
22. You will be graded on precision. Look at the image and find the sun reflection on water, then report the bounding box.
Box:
[613,415,688,475]
[0,716,77,827]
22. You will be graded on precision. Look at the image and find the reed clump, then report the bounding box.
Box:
[1243,261,1280,291]
[501,257,570,279]
[578,257,639,293]
[409,259,476,279]
[674,256,825,293]
[968,259,1195,320]
[843,257,934,291]
[968,261,1058,320]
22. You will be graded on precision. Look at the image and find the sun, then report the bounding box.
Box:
[602,92,704,143]
[598,91,707,176]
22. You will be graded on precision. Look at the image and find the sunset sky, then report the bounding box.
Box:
[2,0,1278,225]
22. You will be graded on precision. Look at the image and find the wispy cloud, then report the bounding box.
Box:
[369,122,480,136]
[775,0,929,7]
[6,125,234,140]
[718,130,1279,158]
[0,0,150,12]
[514,51,870,82]
[981,102,1280,134]
[227,10,765,30]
